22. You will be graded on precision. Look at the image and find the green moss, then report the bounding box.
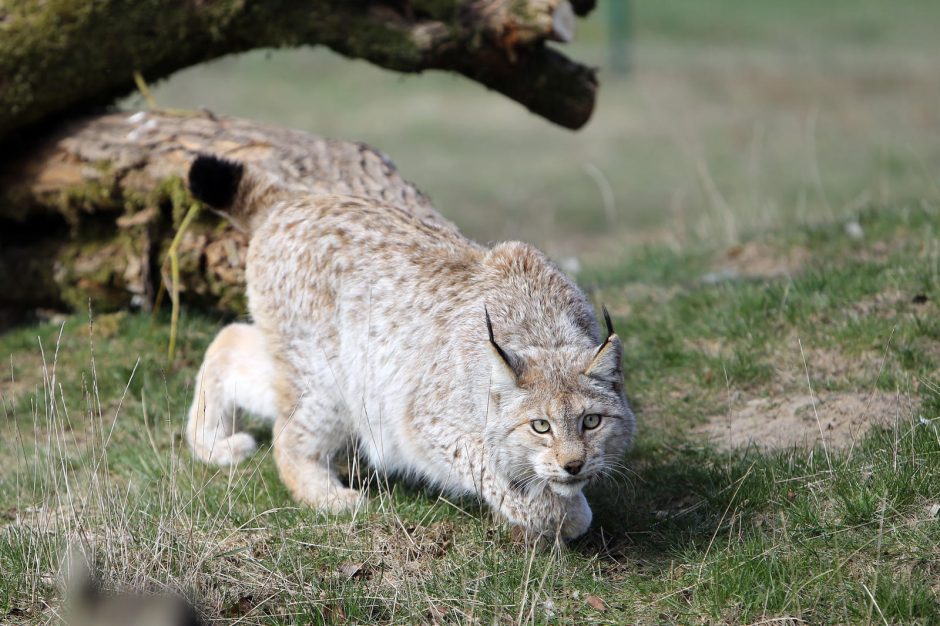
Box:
[212,281,248,316]
[91,158,113,173]
[303,13,425,71]
[409,0,459,21]
[38,160,129,225]
[0,1,246,138]
[56,238,130,311]
[43,167,225,315]
[0,186,38,222]
[152,175,192,226]
[57,189,114,228]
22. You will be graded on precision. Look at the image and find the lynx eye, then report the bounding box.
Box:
[531,419,551,434]
[583,414,602,430]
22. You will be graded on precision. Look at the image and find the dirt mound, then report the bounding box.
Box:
[697,391,904,451]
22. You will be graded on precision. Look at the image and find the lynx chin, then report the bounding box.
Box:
[185,154,635,541]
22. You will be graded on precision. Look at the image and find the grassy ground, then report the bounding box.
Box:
[2,205,938,624]
[4,0,940,624]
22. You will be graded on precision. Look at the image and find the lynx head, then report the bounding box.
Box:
[483,307,635,497]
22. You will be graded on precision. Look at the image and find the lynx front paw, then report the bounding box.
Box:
[322,487,364,514]
[500,490,593,544]
[293,484,363,514]
[191,432,258,466]
[559,492,592,540]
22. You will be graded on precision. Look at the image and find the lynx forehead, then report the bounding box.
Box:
[185,154,635,540]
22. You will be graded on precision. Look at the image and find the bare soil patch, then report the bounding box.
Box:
[697,391,905,451]
[775,345,887,390]
[712,241,808,280]
[607,283,682,318]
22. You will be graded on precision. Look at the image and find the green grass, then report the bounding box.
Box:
[4,0,940,622]
[2,205,939,624]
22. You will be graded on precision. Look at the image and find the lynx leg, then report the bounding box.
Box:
[557,491,593,540]
[186,323,278,466]
[272,394,361,513]
[490,487,592,542]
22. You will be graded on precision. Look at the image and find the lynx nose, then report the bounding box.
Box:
[563,460,583,476]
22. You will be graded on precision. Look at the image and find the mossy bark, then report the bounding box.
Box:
[0,0,596,141]
[0,111,442,324]
[0,1,599,325]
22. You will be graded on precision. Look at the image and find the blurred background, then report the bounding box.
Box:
[133,0,940,266]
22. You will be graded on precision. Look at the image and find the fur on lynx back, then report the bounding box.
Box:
[185,155,635,540]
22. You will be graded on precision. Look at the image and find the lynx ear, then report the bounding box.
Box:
[585,334,623,384]
[586,307,622,384]
[485,307,522,393]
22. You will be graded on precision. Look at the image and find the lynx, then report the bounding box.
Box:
[185,155,635,540]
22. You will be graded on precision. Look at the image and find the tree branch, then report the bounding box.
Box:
[0,0,597,142]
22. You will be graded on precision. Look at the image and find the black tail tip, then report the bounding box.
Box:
[188,154,244,208]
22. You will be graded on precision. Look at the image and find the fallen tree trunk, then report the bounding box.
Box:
[0,1,603,326]
[0,110,447,322]
[0,0,597,141]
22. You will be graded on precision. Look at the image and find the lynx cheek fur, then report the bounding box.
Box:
[185,155,635,540]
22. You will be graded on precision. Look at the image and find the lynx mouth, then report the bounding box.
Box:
[547,476,589,496]
[550,476,589,486]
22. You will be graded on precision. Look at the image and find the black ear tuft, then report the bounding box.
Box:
[484,305,517,373]
[188,154,244,208]
[602,305,615,340]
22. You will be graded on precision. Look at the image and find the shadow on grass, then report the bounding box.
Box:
[575,435,769,564]
[242,418,766,562]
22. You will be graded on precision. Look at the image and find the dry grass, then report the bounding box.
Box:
[3,1,940,622]
[3,203,939,623]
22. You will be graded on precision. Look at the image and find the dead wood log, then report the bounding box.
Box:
[0,0,597,141]
[0,110,446,321]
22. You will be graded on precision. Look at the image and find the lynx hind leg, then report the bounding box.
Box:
[186,323,279,466]
[273,395,361,514]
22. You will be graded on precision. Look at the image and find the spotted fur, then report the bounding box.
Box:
[186,155,636,540]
